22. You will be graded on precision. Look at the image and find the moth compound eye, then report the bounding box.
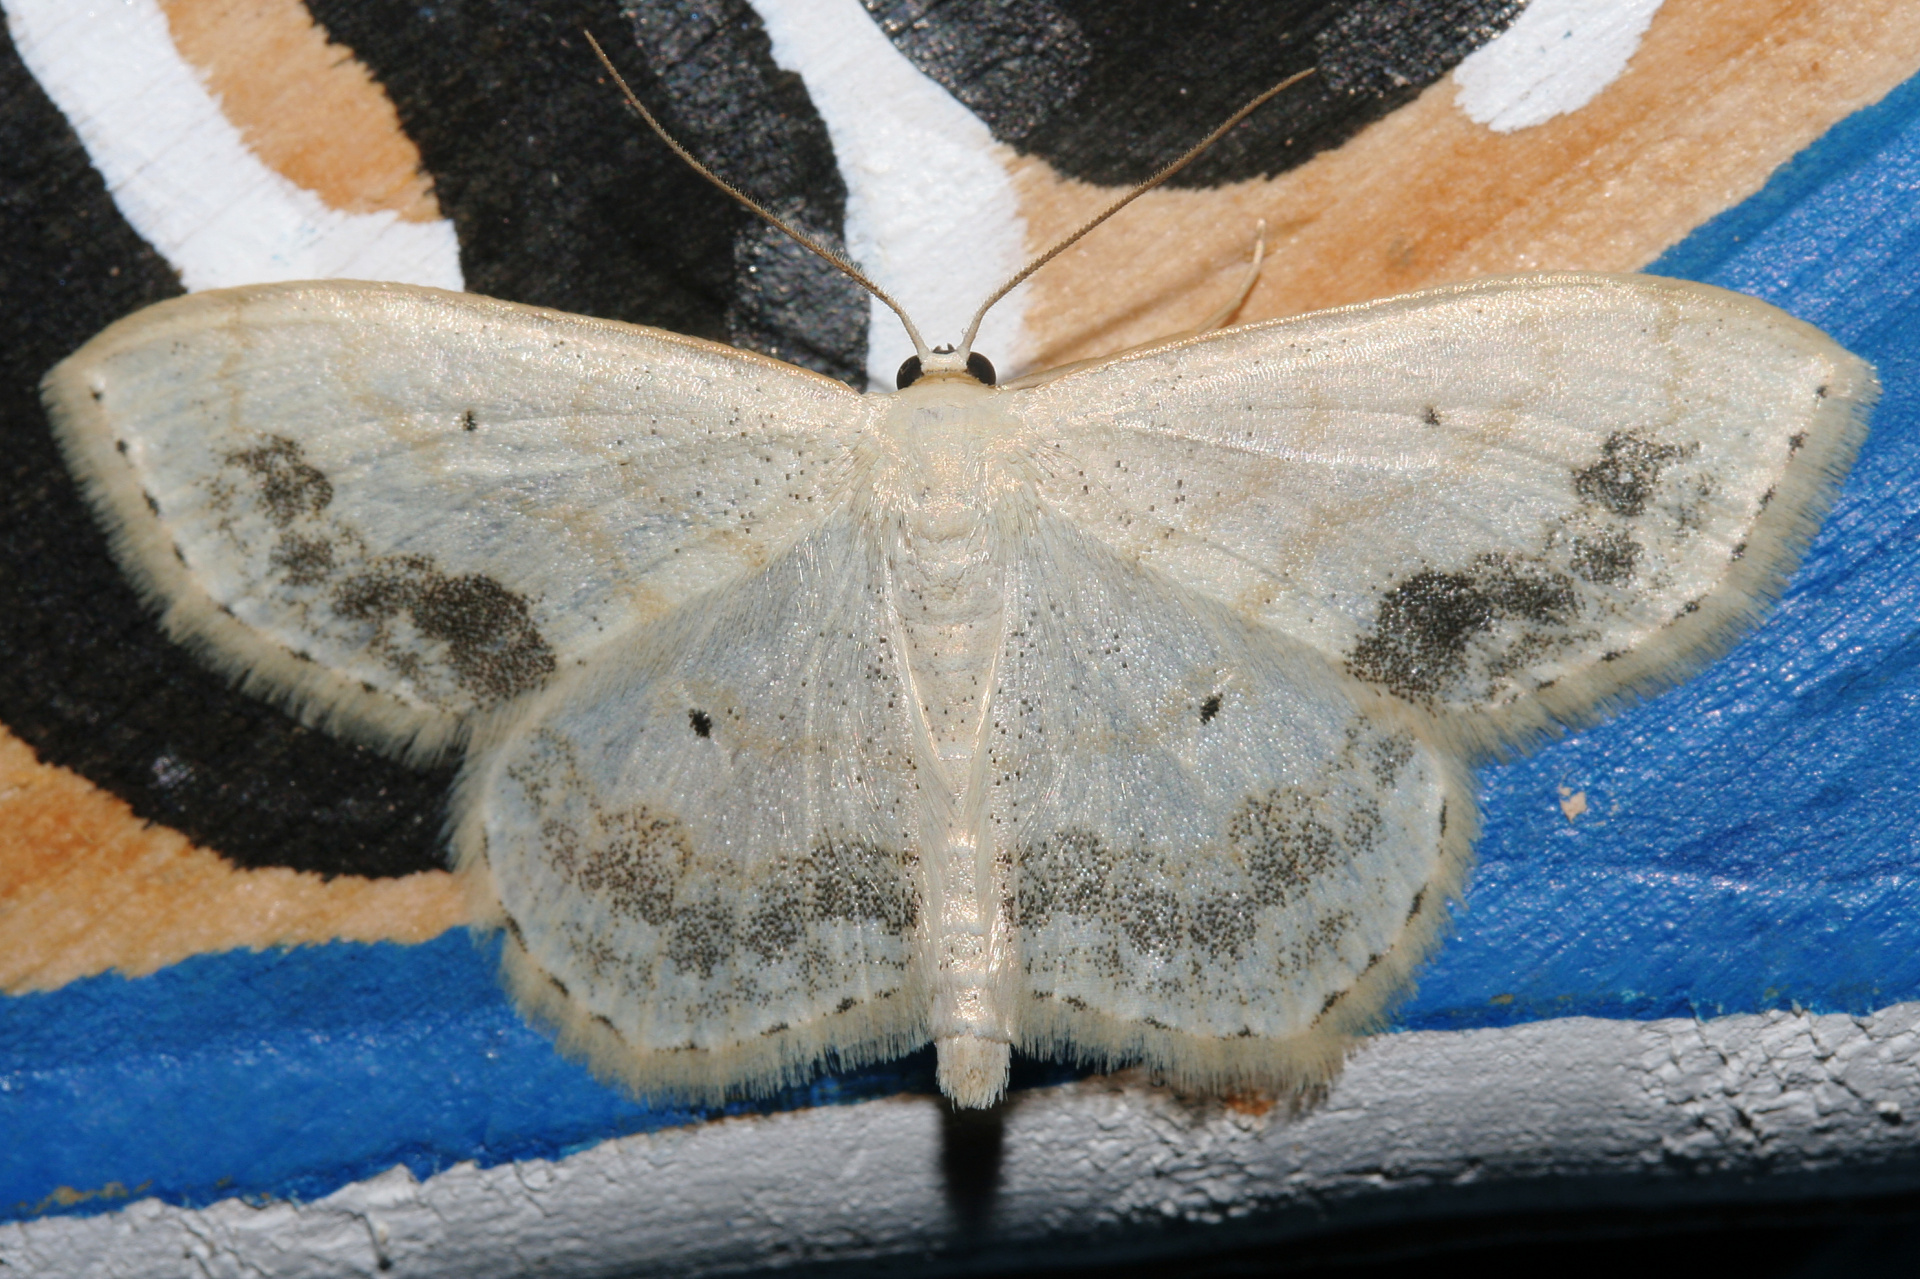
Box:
[966,352,996,385]
[896,355,923,389]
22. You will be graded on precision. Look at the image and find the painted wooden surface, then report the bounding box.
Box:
[3,0,1920,1269]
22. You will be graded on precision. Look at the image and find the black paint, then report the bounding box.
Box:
[865,0,1525,185]
[621,0,868,380]
[305,0,866,383]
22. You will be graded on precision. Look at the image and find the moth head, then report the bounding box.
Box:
[896,345,996,390]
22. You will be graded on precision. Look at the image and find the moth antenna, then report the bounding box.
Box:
[957,68,1314,357]
[584,31,933,362]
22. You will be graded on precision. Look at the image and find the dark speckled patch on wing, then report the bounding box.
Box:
[1573,432,1689,518]
[227,436,334,523]
[208,433,555,710]
[491,722,920,1047]
[332,559,554,704]
[1012,718,1430,1030]
[1348,554,1579,701]
[1346,428,1714,710]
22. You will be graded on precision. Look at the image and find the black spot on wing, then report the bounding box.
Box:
[688,708,713,737]
[1199,692,1222,723]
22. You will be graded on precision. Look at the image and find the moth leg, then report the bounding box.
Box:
[1193,218,1268,333]
[1077,220,1269,365]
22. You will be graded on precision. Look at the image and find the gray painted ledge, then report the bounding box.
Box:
[8,1004,1920,1278]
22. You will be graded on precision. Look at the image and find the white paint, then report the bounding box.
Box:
[745,0,1030,388]
[8,1004,1919,1276]
[3,0,462,293]
[1453,0,1665,133]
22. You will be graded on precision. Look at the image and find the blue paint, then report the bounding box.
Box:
[1399,67,1920,1031]
[0,935,943,1221]
[9,71,1920,1226]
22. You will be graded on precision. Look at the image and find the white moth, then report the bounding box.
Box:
[41,61,1875,1110]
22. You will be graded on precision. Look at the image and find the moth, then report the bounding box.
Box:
[41,51,1874,1109]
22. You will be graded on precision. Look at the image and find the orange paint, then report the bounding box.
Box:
[0,728,466,995]
[159,0,441,222]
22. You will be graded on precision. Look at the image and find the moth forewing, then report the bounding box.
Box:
[1012,273,1876,757]
[42,280,874,766]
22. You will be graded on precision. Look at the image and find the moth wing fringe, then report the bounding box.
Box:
[41,353,468,766]
[489,925,934,1107]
